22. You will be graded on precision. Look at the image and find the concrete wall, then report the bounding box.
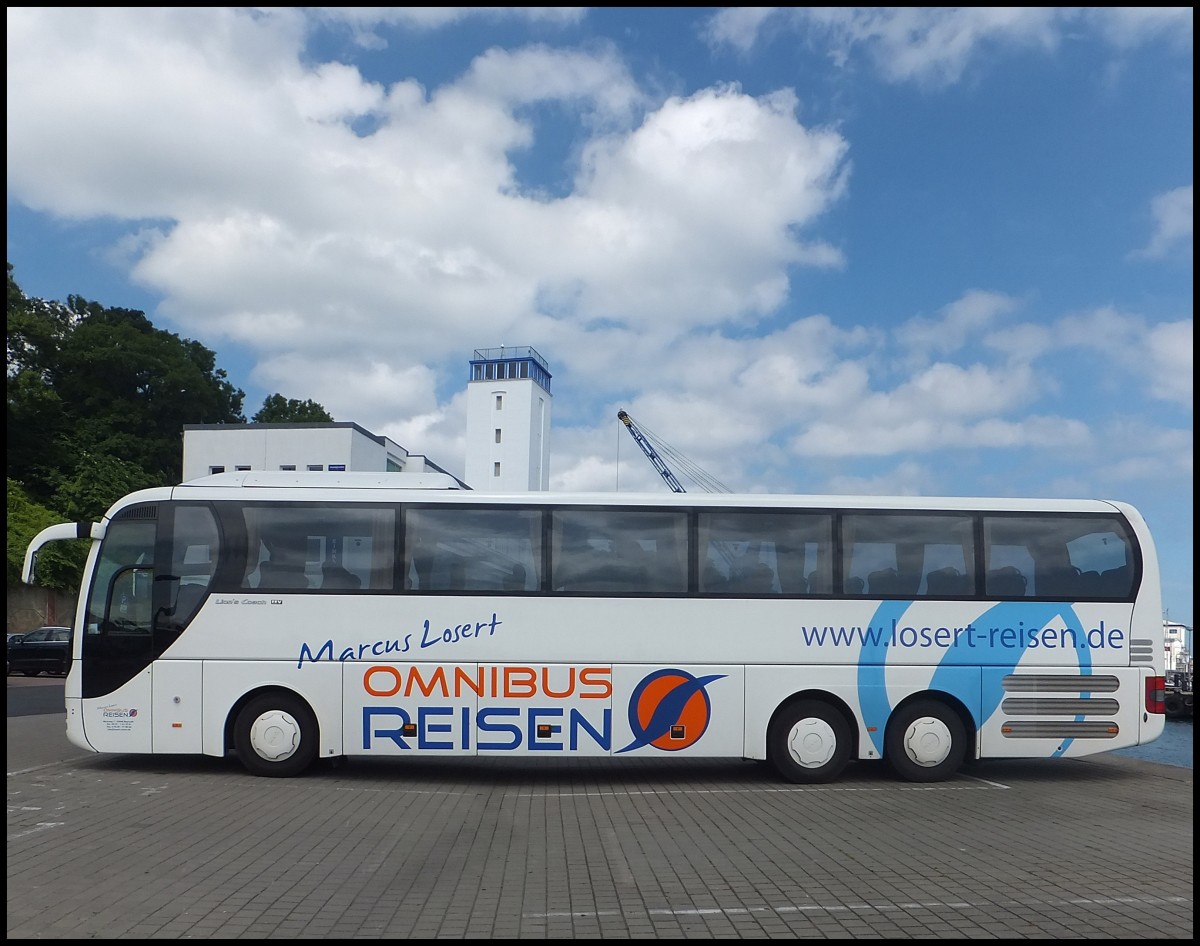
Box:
[465,378,552,491]
[7,584,79,633]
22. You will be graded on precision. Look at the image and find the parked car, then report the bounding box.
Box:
[7,626,73,676]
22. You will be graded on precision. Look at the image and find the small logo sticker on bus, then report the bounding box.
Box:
[98,705,139,732]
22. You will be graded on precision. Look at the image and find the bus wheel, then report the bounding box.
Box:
[234,693,319,778]
[768,699,851,784]
[885,699,966,782]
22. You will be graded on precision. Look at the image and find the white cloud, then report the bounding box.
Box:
[1085,7,1194,51]
[894,289,1020,367]
[1053,306,1193,411]
[1132,185,1193,260]
[1143,320,1194,408]
[8,9,853,422]
[825,460,937,497]
[5,8,1192,520]
[319,7,587,33]
[702,8,782,54]
[703,7,1192,86]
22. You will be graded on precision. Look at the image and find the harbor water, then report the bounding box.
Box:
[1110,717,1193,768]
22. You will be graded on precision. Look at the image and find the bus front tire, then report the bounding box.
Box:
[234,693,319,778]
[768,699,852,784]
[885,699,966,783]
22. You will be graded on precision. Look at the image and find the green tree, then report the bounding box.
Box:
[56,453,162,522]
[252,393,334,423]
[6,478,87,591]
[53,297,247,482]
[7,262,333,597]
[7,267,247,508]
[7,264,77,502]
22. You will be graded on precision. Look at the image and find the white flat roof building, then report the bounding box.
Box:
[181,346,552,490]
[181,422,466,487]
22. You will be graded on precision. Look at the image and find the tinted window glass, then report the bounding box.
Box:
[983,514,1135,600]
[405,507,541,592]
[551,509,687,593]
[698,510,832,595]
[842,513,976,598]
[239,505,396,591]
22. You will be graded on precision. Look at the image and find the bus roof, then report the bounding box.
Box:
[148,473,1138,517]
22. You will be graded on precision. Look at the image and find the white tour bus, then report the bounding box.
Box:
[22,471,1167,783]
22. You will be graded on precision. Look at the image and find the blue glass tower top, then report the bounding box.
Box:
[469,346,551,391]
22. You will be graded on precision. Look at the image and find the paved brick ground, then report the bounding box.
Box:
[7,711,1193,939]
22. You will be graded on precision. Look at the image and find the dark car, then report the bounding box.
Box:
[7,626,73,676]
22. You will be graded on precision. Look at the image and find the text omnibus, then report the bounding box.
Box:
[22,471,1167,783]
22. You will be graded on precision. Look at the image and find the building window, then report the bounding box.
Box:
[329,464,346,472]
[235,465,251,471]
[494,462,501,477]
[209,465,226,474]
[280,464,296,471]
[308,464,324,471]
[495,395,503,410]
[494,428,502,444]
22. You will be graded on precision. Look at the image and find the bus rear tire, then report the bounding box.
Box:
[768,699,851,784]
[885,699,966,783]
[234,693,319,778]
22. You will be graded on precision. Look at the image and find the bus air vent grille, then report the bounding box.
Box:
[114,505,158,520]
[1002,674,1119,693]
[1000,697,1120,716]
[1128,638,1155,662]
[1000,720,1119,739]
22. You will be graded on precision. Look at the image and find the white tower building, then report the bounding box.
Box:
[464,346,552,491]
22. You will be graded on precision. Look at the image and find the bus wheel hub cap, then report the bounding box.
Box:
[787,718,835,768]
[904,718,951,767]
[250,711,301,761]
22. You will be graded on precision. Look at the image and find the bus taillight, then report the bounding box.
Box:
[1146,676,1166,715]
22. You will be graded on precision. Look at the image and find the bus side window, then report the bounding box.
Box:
[259,560,309,589]
[1065,526,1134,600]
[405,506,540,592]
[867,567,902,596]
[987,566,1028,597]
[164,506,220,630]
[807,570,831,595]
[698,511,827,596]
[925,566,968,596]
[503,563,528,591]
[321,563,361,589]
[1100,564,1132,597]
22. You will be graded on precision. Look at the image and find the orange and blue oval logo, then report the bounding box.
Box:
[617,668,726,753]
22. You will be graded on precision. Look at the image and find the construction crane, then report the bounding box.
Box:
[617,410,731,493]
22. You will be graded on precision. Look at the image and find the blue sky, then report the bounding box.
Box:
[6,8,1193,625]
